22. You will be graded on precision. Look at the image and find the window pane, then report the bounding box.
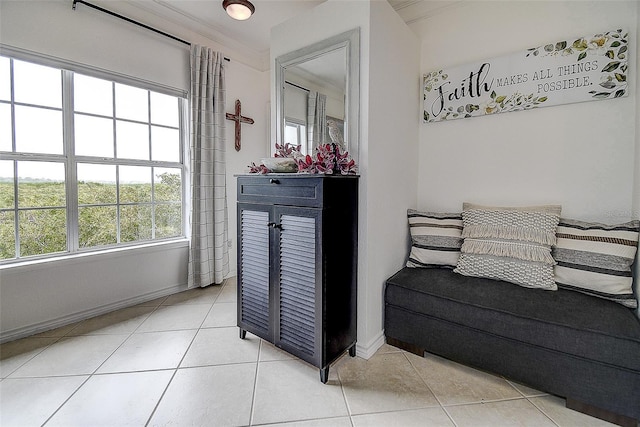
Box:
[150,92,179,127]
[284,124,298,145]
[13,60,61,108]
[0,210,16,259]
[151,126,179,162]
[120,166,151,203]
[0,56,10,101]
[19,208,66,257]
[155,204,181,238]
[115,83,148,122]
[78,163,116,205]
[154,167,181,202]
[75,114,114,157]
[74,74,113,116]
[0,160,14,209]
[116,120,149,160]
[120,205,152,243]
[18,161,65,208]
[14,105,63,154]
[0,103,12,152]
[79,206,117,248]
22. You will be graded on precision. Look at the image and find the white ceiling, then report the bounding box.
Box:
[85,0,463,69]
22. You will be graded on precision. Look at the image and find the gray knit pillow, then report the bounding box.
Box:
[454,203,561,290]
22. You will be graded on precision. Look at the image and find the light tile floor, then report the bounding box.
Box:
[0,277,616,427]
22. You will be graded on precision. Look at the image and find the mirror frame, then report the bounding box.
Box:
[275,28,360,162]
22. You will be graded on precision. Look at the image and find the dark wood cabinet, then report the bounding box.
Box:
[236,174,358,382]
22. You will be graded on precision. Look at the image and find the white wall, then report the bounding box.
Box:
[0,0,189,92]
[225,64,271,276]
[413,1,639,318]
[0,0,268,341]
[413,1,638,224]
[271,0,419,357]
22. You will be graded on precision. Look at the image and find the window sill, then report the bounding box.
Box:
[0,239,189,274]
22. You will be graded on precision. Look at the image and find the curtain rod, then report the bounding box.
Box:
[72,0,230,62]
[285,81,309,92]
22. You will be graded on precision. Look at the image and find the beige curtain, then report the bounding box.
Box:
[188,45,229,288]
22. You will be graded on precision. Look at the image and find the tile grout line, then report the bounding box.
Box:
[403,352,459,427]
[144,290,216,427]
[41,297,168,425]
[334,355,355,426]
[143,368,180,427]
[1,335,64,379]
[38,309,153,426]
[40,374,94,426]
[403,352,446,408]
[526,396,562,427]
[248,339,262,426]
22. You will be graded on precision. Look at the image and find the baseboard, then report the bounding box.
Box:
[0,283,187,344]
[355,329,385,359]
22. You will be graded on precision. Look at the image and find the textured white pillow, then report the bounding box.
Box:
[454,203,561,290]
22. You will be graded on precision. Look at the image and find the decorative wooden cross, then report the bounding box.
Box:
[225,99,254,152]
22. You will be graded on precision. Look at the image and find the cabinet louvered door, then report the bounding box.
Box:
[274,206,321,365]
[237,175,358,383]
[237,204,273,341]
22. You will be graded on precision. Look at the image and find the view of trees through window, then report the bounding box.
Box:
[0,55,186,262]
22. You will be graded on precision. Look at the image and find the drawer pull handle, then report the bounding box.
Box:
[267,222,282,229]
[270,178,280,184]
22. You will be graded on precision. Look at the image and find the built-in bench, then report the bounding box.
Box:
[385,267,640,427]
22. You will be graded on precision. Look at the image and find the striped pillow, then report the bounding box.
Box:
[553,218,640,308]
[406,210,463,268]
[454,204,561,290]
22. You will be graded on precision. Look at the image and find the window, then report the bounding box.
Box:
[284,119,307,155]
[0,54,187,263]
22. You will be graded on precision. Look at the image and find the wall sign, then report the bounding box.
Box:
[423,29,629,123]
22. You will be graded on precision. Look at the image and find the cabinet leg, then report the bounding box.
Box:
[320,367,329,384]
[349,344,356,357]
[239,329,246,339]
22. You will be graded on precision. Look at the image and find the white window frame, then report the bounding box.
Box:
[284,117,308,154]
[0,47,189,265]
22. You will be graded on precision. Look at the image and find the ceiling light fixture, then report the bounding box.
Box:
[222,0,255,21]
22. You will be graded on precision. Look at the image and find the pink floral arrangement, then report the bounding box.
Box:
[274,142,302,158]
[297,144,357,175]
[249,143,357,175]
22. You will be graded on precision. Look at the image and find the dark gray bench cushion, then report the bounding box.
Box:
[385,267,640,372]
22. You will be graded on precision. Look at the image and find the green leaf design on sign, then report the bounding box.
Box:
[614,73,626,82]
[602,61,621,72]
[611,41,621,47]
[615,89,625,98]
[572,38,587,50]
[600,81,616,89]
[555,41,567,50]
[605,50,614,59]
[577,51,587,61]
[538,97,548,102]
[490,91,496,99]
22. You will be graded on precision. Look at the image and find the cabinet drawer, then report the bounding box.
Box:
[237,176,323,207]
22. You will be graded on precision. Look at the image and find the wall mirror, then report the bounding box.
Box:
[275,28,360,161]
